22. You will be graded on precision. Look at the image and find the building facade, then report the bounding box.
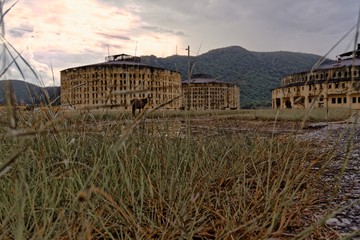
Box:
[60,54,182,110]
[272,46,360,110]
[181,74,240,110]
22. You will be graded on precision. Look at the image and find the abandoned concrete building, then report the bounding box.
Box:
[181,74,240,110]
[272,46,360,110]
[60,54,182,110]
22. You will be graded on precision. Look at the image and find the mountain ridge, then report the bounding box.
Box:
[0,46,332,108]
[0,80,60,106]
[141,46,332,108]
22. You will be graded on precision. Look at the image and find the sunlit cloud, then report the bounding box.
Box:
[2,0,359,87]
[2,0,183,86]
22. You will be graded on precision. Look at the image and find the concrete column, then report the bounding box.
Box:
[324,94,328,109]
[304,95,309,109]
[290,96,294,108]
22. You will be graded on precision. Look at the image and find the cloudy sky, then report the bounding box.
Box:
[1,0,360,86]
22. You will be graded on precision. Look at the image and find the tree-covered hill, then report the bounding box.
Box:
[0,80,60,106]
[0,46,331,109]
[141,46,331,108]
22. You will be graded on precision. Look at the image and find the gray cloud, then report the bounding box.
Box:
[8,29,26,38]
[103,0,360,58]
[8,22,34,38]
[142,25,186,36]
[96,32,131,41]
[29,50,107,85]
[175,31,185,36]
[7,0,360,86]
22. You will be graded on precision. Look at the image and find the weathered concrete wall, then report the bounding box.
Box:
[182,83,240,110]
[61,63,182,110]
[272,66,360,109]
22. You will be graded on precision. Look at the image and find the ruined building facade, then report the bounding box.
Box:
[272,46,360,110]
[60,54,182,110]
[181,74,240,110]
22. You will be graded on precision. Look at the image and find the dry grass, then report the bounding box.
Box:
[0,105,347,239]
[55,107,354,122]
[0,2,357,238]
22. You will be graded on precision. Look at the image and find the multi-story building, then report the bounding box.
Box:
[181,74,240,110]
[60,54,182,110]
[272,46,360,109]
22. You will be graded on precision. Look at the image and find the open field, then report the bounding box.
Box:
[0,107,358,239]
[51,107,354,122]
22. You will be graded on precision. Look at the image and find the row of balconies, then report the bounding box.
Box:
[63,71,177,83]
[67,78,179,88]
[281,66,360,86]
[69,91,180,100]
[274,81,360,96]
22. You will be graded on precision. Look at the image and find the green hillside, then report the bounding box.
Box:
[0,46,329,109]
[141,46,330,108]
[0,80,60,106]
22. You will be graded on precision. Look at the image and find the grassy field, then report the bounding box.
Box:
[0,106,352,239]
[54,107,354,122]
[0,2,357,238]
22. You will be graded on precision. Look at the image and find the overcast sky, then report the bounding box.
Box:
[1,0,360,86]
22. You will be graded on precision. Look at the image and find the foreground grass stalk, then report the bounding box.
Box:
[0,108,355,239]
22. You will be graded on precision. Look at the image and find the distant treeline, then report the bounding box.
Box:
[0,80,60,106]
[141,46,333,108]
[0,46,332,109]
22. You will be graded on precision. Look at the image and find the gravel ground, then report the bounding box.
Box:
[143,116,360,238]
[297,119,360,239]
[187,117,360,238]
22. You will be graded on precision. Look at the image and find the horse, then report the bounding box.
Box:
[131,97,150,116]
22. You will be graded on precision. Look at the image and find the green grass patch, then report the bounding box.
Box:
[0,107,341,239]
[61,107,354,123]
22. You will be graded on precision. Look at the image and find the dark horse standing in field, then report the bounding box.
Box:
[131,97,150,116]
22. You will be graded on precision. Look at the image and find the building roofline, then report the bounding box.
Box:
[60,54,180,73]
[181,77,238,86]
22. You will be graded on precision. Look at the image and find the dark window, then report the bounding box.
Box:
[337,98,342,104]
[344,97,347,104]
[353,97,356,103]
[335,83,339,88]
